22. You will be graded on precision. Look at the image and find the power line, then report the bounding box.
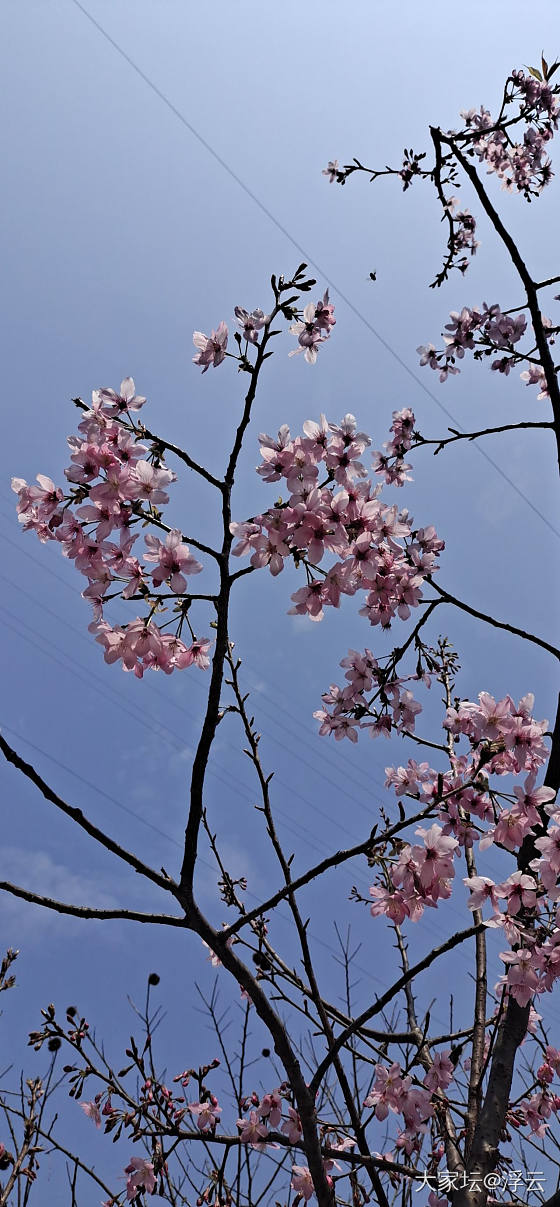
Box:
[0,504,390,802]
[0,719,395,1000]
[67,0,560,542]
[0,501,510,898]
[1,538,542,1026]
[0,573,506,969]
[3,0,557,1016]
[0,602,362,864]
[5,711,556,1036]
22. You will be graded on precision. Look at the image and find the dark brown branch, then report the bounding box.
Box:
[432,128,560,469]
[138,423,225,492]
[536,275,560,291]
[72,396,224,492]
[184,897,336,1207]
[222,806,435,940]
[429,580,560,660]
[414,420,553,454]
[0,881,186,926]
[133,506,219,560]
[0,1080,42,1206]
[455,694,560,1205]
[0,734,175,895]
[179,309,282,899]
[225,653,390,1207]
[393,922,463,1174]
[0,1101,116,1203]
[309,924,483,1097]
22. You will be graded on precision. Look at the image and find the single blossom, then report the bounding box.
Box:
[80,1100,101,1127]
[291,1165,316,1201]
[95,377,146,414]
[234,306,269,343]
[192,321,229,372]
[124,1156,156,1201]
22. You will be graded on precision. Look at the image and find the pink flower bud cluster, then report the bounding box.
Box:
[231,412,442,628]
[450,210,480,265]
[12,381,211,677]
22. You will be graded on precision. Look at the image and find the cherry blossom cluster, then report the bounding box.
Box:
[237,1088,302,1150]
[459,70,559,199]
[506,1046,560,1138]
[123,1155,156,1202]
[370,822,460,924]
[363,1055,454,1156]
[231,412,442,627]
[372,407,415,486]
[415,302,553,390]
[289,290,336,364]
[313,647,428,743]
[192,286,335,372]
[11,380,211,677]
[375,691,559,1013]
[81,1067,359,1206]
[511,1089,560,1139]
[291,1138,356,1204]
[81,1070,304,1154]
[443,690,550,778]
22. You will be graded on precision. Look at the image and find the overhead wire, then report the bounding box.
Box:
[0,501,390,804]
[6,2,557,1038]
[5,525,560,1033]
[0,501,517,925]
[0,601,362,861]
[66,0,560,543]
[0,718,477,1035]
[0,543,510,982]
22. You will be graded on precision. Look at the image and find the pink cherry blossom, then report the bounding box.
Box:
[258,1089,282,1128]
[192,322,229,372]
[464,875,500,913]
[189,1098,222,1131]
[124,1156,156,1201]
[423,1051,454,1093]
[144,530,203,592]
[282,1106,302,1144]
[237,1110,269,1150]
[291,1165,316,1201]
[80,1100,101,1127]
[131,460,175,504]
[500,948,540,1006]
[289,293,335,364]
[95,377,146,415]
[234,307,269,343]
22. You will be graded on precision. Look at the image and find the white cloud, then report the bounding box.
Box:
[0,847,122,943]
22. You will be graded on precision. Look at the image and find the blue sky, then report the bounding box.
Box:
[1,2,559,1201]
